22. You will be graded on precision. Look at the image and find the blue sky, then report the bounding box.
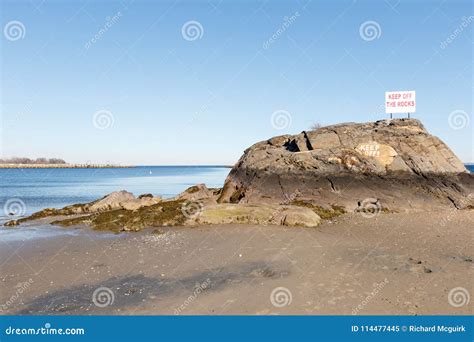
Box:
[1,0,472,164]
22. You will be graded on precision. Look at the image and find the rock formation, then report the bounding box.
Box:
[196,204,321,228]
[5,118,472,232]
[4,191,162,227]
[5,186,324,230]
[219,119,473,211]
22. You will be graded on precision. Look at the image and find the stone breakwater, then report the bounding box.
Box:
[0,164,135,169]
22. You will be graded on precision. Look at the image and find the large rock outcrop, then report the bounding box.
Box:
[219,119,473,211]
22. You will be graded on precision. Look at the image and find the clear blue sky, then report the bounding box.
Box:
[1,0,472,165]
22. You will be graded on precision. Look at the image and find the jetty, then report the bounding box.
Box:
[0,164,135,169]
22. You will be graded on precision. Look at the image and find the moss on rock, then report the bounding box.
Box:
[50,200,187,232]
[291,200,346,220]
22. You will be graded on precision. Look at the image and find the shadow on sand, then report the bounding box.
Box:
[16,260,291,314]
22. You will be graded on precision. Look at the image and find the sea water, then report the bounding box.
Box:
[0,166,229,241]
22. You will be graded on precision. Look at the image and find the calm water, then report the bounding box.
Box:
[0,166,229,241]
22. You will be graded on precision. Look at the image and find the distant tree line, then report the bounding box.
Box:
[0,157,67,164]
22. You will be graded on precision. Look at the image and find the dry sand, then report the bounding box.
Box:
[0,211,472,315]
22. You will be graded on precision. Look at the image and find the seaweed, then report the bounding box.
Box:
[290,200,346,220]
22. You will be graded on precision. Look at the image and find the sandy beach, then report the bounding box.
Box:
[1,211,472,316]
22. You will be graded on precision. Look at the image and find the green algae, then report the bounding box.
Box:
[290,200,346,220]
[50,200,187,232]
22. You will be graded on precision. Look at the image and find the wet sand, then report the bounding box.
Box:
[0,211,472,315]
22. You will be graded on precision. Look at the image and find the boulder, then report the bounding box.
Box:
[88,191,136,212]
[174,184,221,204]
[194,204,321,228]
[87,191,162,212]
[120,197,162,211]
[4,220,19,227]
[278,206,322,228]
[218,119,473,211]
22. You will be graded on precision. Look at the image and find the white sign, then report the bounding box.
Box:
[385,90,416,114]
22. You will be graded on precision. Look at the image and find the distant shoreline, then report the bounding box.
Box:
[0,164,135,169]
[0,164,233,169]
